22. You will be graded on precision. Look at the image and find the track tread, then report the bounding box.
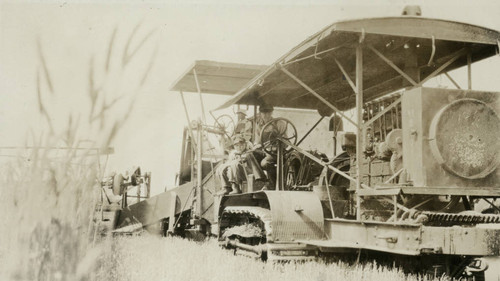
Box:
[222,206,273,238]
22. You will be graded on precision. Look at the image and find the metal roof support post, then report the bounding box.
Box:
[279,66,359,129]
[190,137,195,183]
[276,141,284,191]
[178,129,187,185]
[193,68,207,123]
[355,43,364,221]
[196,122,203,223]
[323,169,336,219]
[179,90,198,184]
[179,90,197,148]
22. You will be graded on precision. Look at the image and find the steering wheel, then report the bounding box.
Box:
[259,117,298,155]
[214,114,235,137]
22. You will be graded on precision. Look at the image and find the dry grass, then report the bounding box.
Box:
[0,147,97,281]
[94,235,440,281]
[0,21,157,281]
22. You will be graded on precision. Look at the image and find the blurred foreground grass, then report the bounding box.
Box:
[0,146,100,280]
[0,20,159,280]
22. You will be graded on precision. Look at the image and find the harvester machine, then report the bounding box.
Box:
[97,6,500,280]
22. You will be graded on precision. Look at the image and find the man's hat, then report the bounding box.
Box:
[259,104,274,113]
[236,109,247,115]
[233,134,246,144]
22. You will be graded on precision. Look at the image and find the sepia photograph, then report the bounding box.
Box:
[1,0,500,280]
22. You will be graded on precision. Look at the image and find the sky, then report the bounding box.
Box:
[1,0,499,195]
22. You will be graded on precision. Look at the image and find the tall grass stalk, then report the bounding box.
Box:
[0,22,157,281]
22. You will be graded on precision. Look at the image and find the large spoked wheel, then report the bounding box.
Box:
[284,151,302,190]
[214,114,235,137]
[259,117,298,155]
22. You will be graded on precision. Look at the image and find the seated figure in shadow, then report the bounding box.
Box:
[217,135,266,195]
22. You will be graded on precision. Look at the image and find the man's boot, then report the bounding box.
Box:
[229,183,242,194]
[216,186,232,196]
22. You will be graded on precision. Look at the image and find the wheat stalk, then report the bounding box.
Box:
[0,21,158,281]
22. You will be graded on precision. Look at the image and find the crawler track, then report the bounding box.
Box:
[220,206,272,240]
[421,211,500,226]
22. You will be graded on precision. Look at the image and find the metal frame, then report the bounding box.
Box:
[333,58,357,94]
[368,45,417,86]
[280,67,358,128]
[179,85,233,224]
[179,86,204,222]
[444,72,461,89]
[275,33,476,222]
[179,45,479,223]
[178,64,220,223]
[280,37,367,221]
[355,43,364,220]
[193,68,207,122]
[302,218,500,256]
[176,62,277,228]
[171,24,480,226]
[196,122,203,221]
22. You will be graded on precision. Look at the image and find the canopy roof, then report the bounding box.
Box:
[170,60,267,95]
[215,16,500,111]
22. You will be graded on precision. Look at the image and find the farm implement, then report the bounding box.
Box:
[94,6,500,280]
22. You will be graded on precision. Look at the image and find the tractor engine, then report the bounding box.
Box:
[345,94,404,190]
[342,87,500,221]
[345,87,500,190]
[402,87,499,188]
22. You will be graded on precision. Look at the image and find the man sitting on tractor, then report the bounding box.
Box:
[217,104,290,194]
[217,135,265,195]
[252,104,287,189]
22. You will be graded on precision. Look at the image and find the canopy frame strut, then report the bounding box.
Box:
[279,66,359,129]
[193,68,207,123]
[444,72,462,89]
[355,42,364,221]
[368,45,418,86]
[417,47,468,86]
[333,57,357,94]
